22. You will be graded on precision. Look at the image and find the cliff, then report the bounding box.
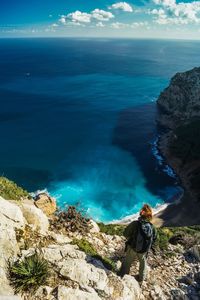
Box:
[157,67,200,129]
[157,67,200,225]
[0,178,200,300]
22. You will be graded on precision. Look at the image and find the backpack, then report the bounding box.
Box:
[130,220,153,253]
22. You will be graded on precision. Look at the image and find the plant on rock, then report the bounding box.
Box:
[9,254,49,294]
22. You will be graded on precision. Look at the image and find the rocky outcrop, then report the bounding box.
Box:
[20,202,49,235]
[157,67,200,129]
[156,67,200,225]
[34,193,57,216]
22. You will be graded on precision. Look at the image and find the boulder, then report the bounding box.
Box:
[121,275,141,300]
[57,286,101,300]
[0,197,25,296]
[34,193,56,216]
[0,267,15,296]
[20,203,49,235]
[59,258,109,292]
[49,232,72,244]
[41,244,86,264]
[0,196,25,229]
[88,220,100,233]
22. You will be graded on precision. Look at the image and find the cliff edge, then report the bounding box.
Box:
[157,67,200,225]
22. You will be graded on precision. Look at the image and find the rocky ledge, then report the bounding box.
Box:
[0,184,200,300]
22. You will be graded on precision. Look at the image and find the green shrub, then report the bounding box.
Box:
[98,223,125,236]
[155,228,173,251]
[9,254,49,294]
[72,238,116,271]
[0,177,30,201]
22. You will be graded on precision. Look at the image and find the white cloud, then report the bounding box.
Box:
[96,22,105,27]
[59,9,114,26]
[91,9,114,21]
[151,0,200,25]
[67,10,91,23]
[109,2,133,12]
[59,15,66,25]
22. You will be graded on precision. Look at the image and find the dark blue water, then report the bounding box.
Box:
[0,38,199,221]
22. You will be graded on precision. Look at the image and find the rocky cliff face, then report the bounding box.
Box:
[157,67,200,129]
[157,67,200,224]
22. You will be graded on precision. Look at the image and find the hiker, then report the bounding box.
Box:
[119,204,157,283]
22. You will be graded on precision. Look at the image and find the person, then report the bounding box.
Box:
[119,204,157,283]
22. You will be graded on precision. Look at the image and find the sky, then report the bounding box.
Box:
[0,0,200,39]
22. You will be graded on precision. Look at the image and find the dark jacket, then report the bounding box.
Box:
[124,218,157,252]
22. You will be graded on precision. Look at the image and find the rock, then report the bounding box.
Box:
[189,245,200,262]
[59,258,109,293]
[157,67,200,129]
[0,267,15,296]
[0,197,25,295]
[121,275,141,300]
[34,286,54,300]
[49,232,72,244]
[57,286,101,300]
[20,203,49,235]
[151,285,167,300]
[0,196,25,229]
[41,244,86,264]
[171,288,189,300]
[88,220,100,233]
[34,193,56,216]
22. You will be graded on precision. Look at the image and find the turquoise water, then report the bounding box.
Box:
[0,38,199,221]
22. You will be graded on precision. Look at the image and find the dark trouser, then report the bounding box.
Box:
[119,245,147,281]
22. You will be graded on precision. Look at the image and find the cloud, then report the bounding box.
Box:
[110,21,148,29]
[96,22,105,27]
[151,0,200,25]
[109,2,133,12]
[92,9,114,21]
[59,9,114,26]
[67,11,91,23]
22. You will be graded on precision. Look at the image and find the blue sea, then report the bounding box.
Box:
[0,38,199,222]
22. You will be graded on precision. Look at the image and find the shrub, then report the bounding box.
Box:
[50,205,90,235]
[72,238,116,271]
[9,254,49,294]
[98,223,125,236]
[0,176,30,201]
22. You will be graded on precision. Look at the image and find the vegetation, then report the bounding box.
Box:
[170,119,200,163]
[0,176,30,201]
[50,206,90,235]
[9,254,49,294]
[98,223,125,236]
[72,238,116,271]
[155,226,200,251]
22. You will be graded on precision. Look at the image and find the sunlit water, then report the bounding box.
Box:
[0,38,199,221]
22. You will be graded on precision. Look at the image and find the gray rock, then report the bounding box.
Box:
[120,275,141,300]
[157,67,200,129]
[41,244,86,264]
[57,286,101,300]
[59,258,109,292]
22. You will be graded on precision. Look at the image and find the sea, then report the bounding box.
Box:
[0,38,199,222]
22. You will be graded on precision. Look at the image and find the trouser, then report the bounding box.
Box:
[119,245,147,281]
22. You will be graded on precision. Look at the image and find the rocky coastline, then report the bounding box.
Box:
[156,67,200,226]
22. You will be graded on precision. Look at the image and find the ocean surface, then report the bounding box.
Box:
[0,38,199,222]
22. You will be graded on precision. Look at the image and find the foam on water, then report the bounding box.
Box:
[48,145,164,222]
